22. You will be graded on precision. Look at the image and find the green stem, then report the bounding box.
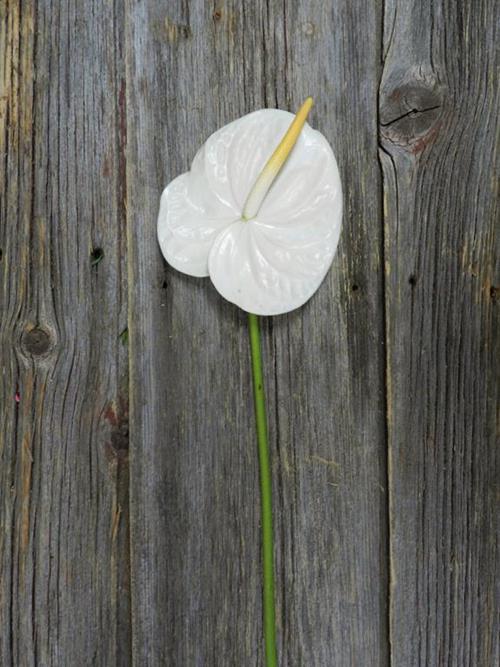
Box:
[248,312,278,667]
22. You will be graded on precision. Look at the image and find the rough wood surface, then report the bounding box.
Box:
[379,0,499,664]
[0,1,130,665]
[0,0,497,665]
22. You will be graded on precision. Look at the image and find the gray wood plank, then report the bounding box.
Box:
[126,1,388,664]
[379,0,499,664]
[0,2,130,665]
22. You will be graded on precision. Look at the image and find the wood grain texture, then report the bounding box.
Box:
[0,1,130,665]
[125,1,388,665]
[379,0,499,664]
[1,0,497,665]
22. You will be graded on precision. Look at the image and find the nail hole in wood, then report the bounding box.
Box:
[179,25,191,39]
[351,284,359,292]
[91,247,104,266]
[490,286,498,302]
[408,274,417,287]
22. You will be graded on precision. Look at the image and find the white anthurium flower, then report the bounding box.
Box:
[157,98,342,315]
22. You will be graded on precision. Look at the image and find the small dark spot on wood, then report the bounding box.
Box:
[0,248,3,261]
[179,25,191,39]
[213,9,222,21]
[105,434,129,463]
[351,284,359,292]
[408,274,417,287]
[21,327,52,356]
[162,280,168,289]
[490,285,498,302]
[111,427,129,452]
[119,328,128,345]
[91,247,104,266]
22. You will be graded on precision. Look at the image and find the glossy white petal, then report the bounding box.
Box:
[158,108,342,313]
[157,147,239,277]
[208,179,341,315]
[158,110,309,277]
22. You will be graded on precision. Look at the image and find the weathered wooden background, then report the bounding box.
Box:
[0,1,498,665]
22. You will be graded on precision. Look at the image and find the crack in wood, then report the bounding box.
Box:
[380,104,442,127]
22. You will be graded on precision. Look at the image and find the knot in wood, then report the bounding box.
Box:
[21,326,52,356]
[380,73,444,151]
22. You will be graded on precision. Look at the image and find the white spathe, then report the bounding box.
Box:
[157,109,342,315]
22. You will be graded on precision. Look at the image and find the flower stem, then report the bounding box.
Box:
[248,312,278,667]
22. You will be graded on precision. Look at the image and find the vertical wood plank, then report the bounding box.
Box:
[263,2,389,665]
[0,1,130,664]
[379,0,499,663]
[126,1,387,664]
[126,3,263,663]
